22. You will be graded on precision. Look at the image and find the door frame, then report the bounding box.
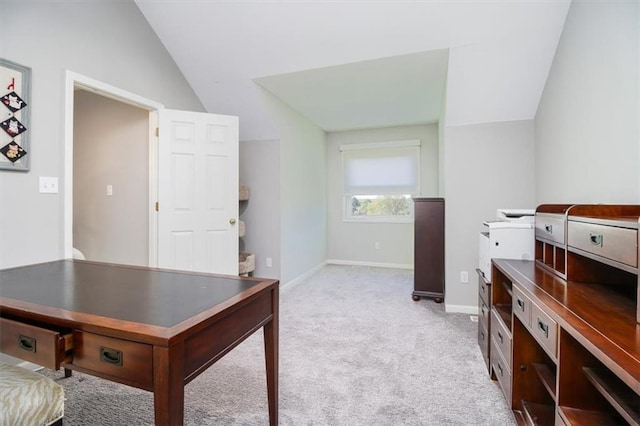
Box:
[63,71,164,266]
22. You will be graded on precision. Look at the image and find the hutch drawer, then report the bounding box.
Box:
[536,213,566,245]
[568,221,637,268]
[71,330,153,390]
[0,317,72,370]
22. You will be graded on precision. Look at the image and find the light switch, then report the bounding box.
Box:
[39,177,59,194]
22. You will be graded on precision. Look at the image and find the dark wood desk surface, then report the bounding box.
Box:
[0,260,260,327]
[0,260,279,425]
[493,258,640,392]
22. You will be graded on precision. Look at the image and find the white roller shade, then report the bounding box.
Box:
[341,140,421,195]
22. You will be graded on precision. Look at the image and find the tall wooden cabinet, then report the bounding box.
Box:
[412,198,445,303]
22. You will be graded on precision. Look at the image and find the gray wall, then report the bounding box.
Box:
[326,124,439,267]
[535,0,639,203]
[73,90,149,266]
[0,1,203,268]
[239,139,281,279]
[443,120,536,312]
[258,88,328,285]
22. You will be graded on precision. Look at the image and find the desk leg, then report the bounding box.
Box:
[264,287,279,426]
[153,344,185,426]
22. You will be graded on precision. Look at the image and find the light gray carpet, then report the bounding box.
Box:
[43,265,515,425]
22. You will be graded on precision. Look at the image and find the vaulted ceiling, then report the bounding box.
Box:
[135,0,571,141]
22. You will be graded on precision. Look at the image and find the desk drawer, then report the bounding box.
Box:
[490,308,511,369]
[478,319,490,373]
[568,221,637,267]
[536,214,566,245]
[479,299,490,335]
[513,285,531,327]
[531,302,558,360]
[490,339,511,402]
[72,331,153,390]
[478,269,490,306]
[0,317,72,370]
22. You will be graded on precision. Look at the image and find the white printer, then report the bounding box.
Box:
[478,209,535,282]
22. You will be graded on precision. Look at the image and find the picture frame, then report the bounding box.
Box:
[0,58,31,171]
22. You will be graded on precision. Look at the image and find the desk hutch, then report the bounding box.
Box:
[479,204,640,425]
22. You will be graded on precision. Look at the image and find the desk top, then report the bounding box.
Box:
[0,260,264,328]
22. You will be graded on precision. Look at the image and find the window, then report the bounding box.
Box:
[341,140,421,223]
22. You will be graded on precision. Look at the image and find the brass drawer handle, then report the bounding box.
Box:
[18,335,36,352]
[497,363,503,377]
[497,331,503,344]
[589,233,603,247]
[516,297,525,312]
[100,346,123,366]
[537,318,549,338]
[544,224,553,234]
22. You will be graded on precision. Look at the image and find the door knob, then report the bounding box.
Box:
[229,218,236,225]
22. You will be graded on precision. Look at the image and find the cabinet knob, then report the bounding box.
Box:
[229,218,236,225]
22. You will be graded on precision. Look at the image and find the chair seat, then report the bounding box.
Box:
[0,363,64,426]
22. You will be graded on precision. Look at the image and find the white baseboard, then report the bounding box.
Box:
[326,259,413,270]
[280,261,327,293]
[445,303,480,315]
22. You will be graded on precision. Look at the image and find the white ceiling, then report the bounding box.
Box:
[135,0,571,141]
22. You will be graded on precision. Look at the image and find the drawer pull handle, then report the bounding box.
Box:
[497,363,503,377]
[497,331,503,344]
[100,347,123,366]
[589,233,603,247]
[537,318,549,338]
[544,224,553,234]
[480,331,485,341]
[516,298,525,311]
[18,335,36,352]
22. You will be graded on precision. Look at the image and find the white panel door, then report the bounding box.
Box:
[158,109,239,275]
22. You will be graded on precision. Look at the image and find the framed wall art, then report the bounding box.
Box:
[0,58,31,171]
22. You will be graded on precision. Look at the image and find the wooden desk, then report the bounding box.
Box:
[0,260,279,425]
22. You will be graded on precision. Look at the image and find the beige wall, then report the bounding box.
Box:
[326,124,439,267]
[73,90,149,266]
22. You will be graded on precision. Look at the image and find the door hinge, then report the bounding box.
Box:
[155,201,159,212]
[155,127,159,137]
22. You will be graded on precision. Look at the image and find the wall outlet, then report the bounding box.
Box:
[460,271,469,283]
[266,257,272,268]
[39,176,59,194]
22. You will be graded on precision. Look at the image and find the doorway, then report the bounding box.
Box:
[63,71,163,266]
[73,89,149,266]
